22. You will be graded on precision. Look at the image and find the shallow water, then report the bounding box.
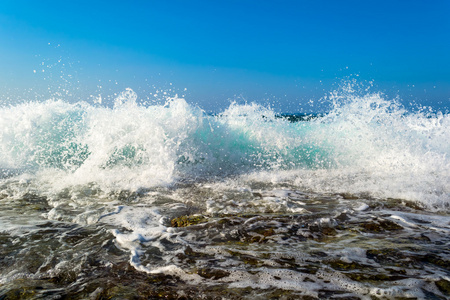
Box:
[0,178,449,299]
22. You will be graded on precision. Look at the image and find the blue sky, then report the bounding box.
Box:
[0,0,449,112]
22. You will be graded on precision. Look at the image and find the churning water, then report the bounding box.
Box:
[0,88,449,299]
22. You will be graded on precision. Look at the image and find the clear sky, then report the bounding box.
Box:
[0,0,449,112]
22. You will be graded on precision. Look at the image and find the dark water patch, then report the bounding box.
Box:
[276,113,322,123]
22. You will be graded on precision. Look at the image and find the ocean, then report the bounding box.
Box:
[0,88,449,299]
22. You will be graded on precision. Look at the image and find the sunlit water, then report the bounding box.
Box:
[0,88,449,299]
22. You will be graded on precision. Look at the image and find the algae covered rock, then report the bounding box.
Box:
[360,218,403,233]
[435,279,450,296]
[170,215,208,227]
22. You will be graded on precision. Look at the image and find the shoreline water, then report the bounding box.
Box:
[1,180,449,299]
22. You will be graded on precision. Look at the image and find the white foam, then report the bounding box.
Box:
[388,211,450,232]
[225,268,322,297]
[99,205,175,272]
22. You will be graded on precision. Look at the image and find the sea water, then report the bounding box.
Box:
[0,88,449,299]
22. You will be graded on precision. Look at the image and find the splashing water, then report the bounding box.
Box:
[0,87,449,299]
[0,88,448,208]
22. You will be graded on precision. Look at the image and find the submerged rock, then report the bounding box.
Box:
[197,268,230,280]
[435,279,450,296]
[360,219,403,233]
[171,215,208,227]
